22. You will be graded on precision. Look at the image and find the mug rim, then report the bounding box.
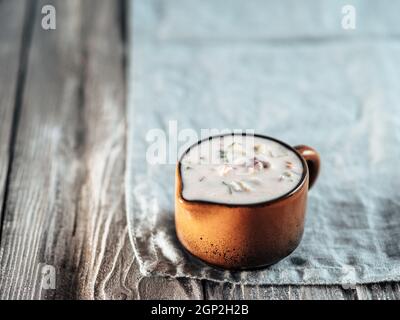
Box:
[177,133,308,208]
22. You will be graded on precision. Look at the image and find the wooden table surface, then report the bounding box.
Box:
[0,0,399,300]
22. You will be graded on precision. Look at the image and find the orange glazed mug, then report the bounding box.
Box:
[175,134,320,269]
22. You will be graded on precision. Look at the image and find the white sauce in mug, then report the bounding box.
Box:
[180,135,304,205]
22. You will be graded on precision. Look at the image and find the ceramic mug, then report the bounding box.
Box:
[175,134,320,269]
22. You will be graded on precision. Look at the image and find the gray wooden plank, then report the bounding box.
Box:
[204,282,359,300]
[0,0,28,241]
[70,0,129,299]
[0,0,88,299]
[138,277,203,300]
[0,0,129,300]
[291,286,357,300]
[0,0,202,300]
[356,282,400,300]
[78,0,202,300]
[205,282,400,300]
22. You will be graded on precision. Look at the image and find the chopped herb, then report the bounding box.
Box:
[254,144,265,154]
[222,181,233,194]
[219,149,229,163]
[280,171,294,182]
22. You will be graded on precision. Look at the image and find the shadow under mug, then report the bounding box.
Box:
[175,134,320,269]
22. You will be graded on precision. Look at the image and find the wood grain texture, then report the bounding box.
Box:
[204,281,400,300]
[203,282,354,300]
[138,277,203,300]
[356,283,400,300]
[0,0,28,237]
[0,0,134,299]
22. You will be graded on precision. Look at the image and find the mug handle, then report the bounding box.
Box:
[294,145,320,189]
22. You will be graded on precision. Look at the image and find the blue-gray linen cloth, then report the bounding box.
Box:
[126,0,400,284]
